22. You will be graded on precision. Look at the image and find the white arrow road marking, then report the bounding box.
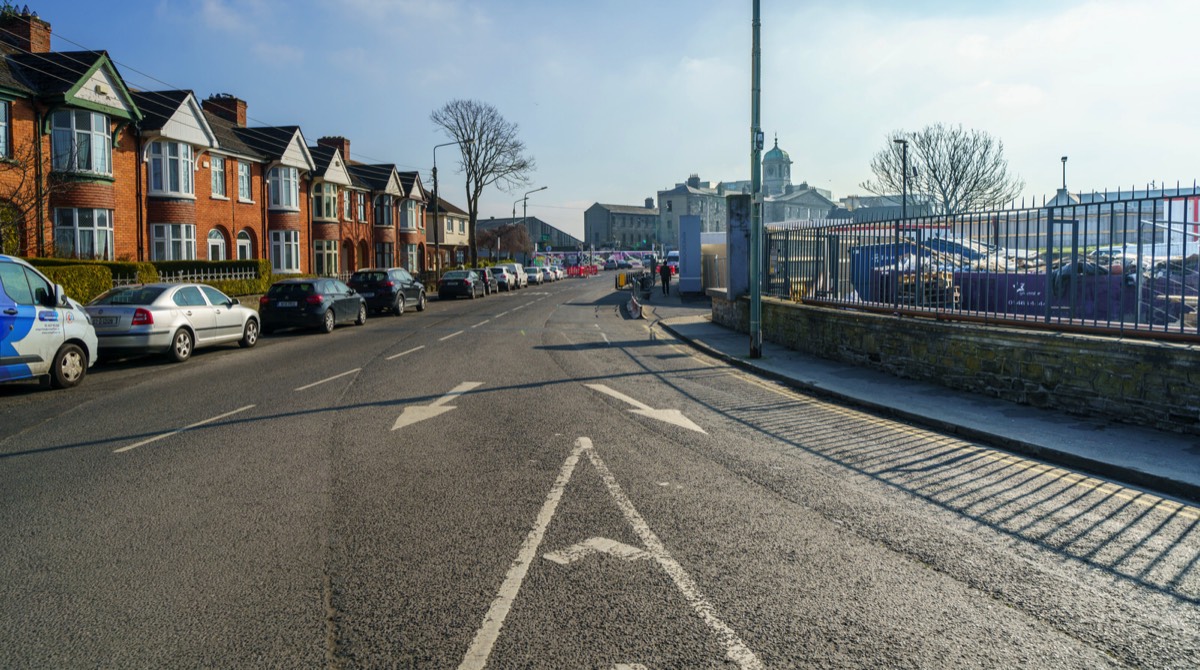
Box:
[584,384,706,434]
[583,443,762,669]
[392,382,482,431]
[543,537,652,565]
[115,405,255,453]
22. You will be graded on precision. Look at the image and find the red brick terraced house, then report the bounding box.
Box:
[345,161,404,271]
[311,136,373,276]
[0,11,143,260]
[396,171,428,274]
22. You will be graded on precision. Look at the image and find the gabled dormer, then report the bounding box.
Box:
[397,171,427,232]
[133,90,218,200]
[309,144,353,222]
[346,163,403,227]
[237,125,315,212]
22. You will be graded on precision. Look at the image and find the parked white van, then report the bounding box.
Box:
[0,255,98,388]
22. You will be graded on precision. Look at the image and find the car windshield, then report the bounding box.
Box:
[443,271,470,279]
[489,268,506,275]
[268,282,316,298]
[90,286,167,305]
[351,272,387,283]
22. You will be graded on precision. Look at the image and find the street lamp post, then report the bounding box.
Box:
[432,138,473,277]
[894,138,909,220]
[522,186,547,262]
[1061,155,1068,190]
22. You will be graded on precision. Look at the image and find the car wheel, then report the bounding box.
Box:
[321,309,335,333]
[355,303,367,326]
[416,291,426,311]
[168,328,193,362]
[49,343,86,389]
[239,319,259,348]
[393,295,405,316]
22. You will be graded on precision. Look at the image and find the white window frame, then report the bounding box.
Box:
[208,229,226,260]
[404,243,417,273]
[357,192,366,221]
[445,217,453,234]
[374,241,393,267]
[343,189,353,220]
[269,166,299,210]
[401,200,419,231]
[270,230,300,273]
[236,230,253,260]
[151,223,196,261]
[238,161,253,201]
[53,208,114,260]
[50,109,111,175]
[314,239,339,276]
[313,182,337,221]
[211,155,227,198]
[148,141,195,197]
[0,101,8,158]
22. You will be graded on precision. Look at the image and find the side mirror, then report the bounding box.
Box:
[229,298,240,307]
[54,284,69,308]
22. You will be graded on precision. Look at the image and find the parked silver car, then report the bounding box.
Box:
[86,283,259,362]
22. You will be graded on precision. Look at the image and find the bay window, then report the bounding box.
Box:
[53,208,113,260]
[270,230,300,273]
[151,223,196,261]
[401,200,419,230]
[268,166,299,210]
[148,141,195,196]
[404,243,417,272]
[51,109,111,175]
[374,242,393,268]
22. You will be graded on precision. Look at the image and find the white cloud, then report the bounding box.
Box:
[253,42,304,65]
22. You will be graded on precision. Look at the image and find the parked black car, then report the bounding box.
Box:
[259,278,367,334]
[437,270,484,300]
[473,266,493,295]
[347,267,426,316]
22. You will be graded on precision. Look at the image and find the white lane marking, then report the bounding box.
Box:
[471,320,491,329]
[585,383,650,410]
[544,537,652,565]
[114,405,256,454]
[613,665,648,670]
[601,333,611,346]
[459,438,591,670]
[440,330,464,342]
[294,368,361,391]
[497,311,511,318]
[386,345,425,361]
[392,382,483,431]
[585,447,762,669]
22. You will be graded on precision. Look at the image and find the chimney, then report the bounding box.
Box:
[318,136,350,162]
[686,174,700,188]
[0,8,51,54]
[644,197,654,209]
[203,93,248,127]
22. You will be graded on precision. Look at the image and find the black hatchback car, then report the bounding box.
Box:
[347,267,426,316]
[259,278,367,334]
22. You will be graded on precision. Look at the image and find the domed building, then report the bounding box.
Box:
[762,136,792,197]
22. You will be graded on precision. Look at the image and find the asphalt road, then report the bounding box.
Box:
[1,275,1198,668]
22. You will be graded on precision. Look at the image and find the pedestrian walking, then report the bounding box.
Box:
[659,260,671,295]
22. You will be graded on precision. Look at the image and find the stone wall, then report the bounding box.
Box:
[710,290,1200,434]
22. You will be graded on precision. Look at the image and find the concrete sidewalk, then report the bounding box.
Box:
[636,284,1200,504]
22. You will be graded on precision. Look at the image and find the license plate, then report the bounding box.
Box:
[361,292,374,298]
[94,316,119,326]
[277,301,297,308]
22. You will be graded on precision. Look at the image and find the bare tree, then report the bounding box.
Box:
[430,99,535,267]
[861,123,1025,215]
[477,222,531,261]
[0,139,76,256]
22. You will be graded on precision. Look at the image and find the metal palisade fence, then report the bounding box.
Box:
[113,267,260,287]
[765,185,1200,340]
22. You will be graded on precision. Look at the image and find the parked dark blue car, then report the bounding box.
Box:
[259,278,366,334]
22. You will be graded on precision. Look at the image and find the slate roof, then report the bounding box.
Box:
[130,90,191,131]
[6,50,107,95]
[430,196,467,216]
[235,125,301,161]
[595,203,659,216]
[0,52,32,95]
[202,110,264,160]
[397,171,424,200]
[308,144,337,177]
[345,162,396,192]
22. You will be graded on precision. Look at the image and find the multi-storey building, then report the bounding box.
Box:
[583,199,659,249]
[426,196,470,267]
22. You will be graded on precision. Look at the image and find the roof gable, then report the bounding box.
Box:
[398,171,426,201]
[346,163,402,196]
[309,145,353,186]
[237,126,315,171]
[134,90,216,148]
[11,51,140,122]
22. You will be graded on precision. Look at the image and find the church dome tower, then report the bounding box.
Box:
[762,135,792,196]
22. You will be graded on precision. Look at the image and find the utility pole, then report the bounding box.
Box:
[749,0,764,359]
[432,138,472,277]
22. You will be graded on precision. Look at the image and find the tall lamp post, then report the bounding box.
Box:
[748,0,763,359]
[432,137,472,277]
[523,185,548,261]
[1061,155,1068,190]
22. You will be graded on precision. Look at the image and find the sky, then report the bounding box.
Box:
[25,0,1200,239]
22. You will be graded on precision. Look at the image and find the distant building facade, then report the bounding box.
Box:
[583,199,659,249]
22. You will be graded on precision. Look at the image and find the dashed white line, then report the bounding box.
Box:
[440,330,464,342]
[294,368,362,391]
[114,405,256,453]
[386,345,425,361]
[497,311,511,318]
[471,320,490,329]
